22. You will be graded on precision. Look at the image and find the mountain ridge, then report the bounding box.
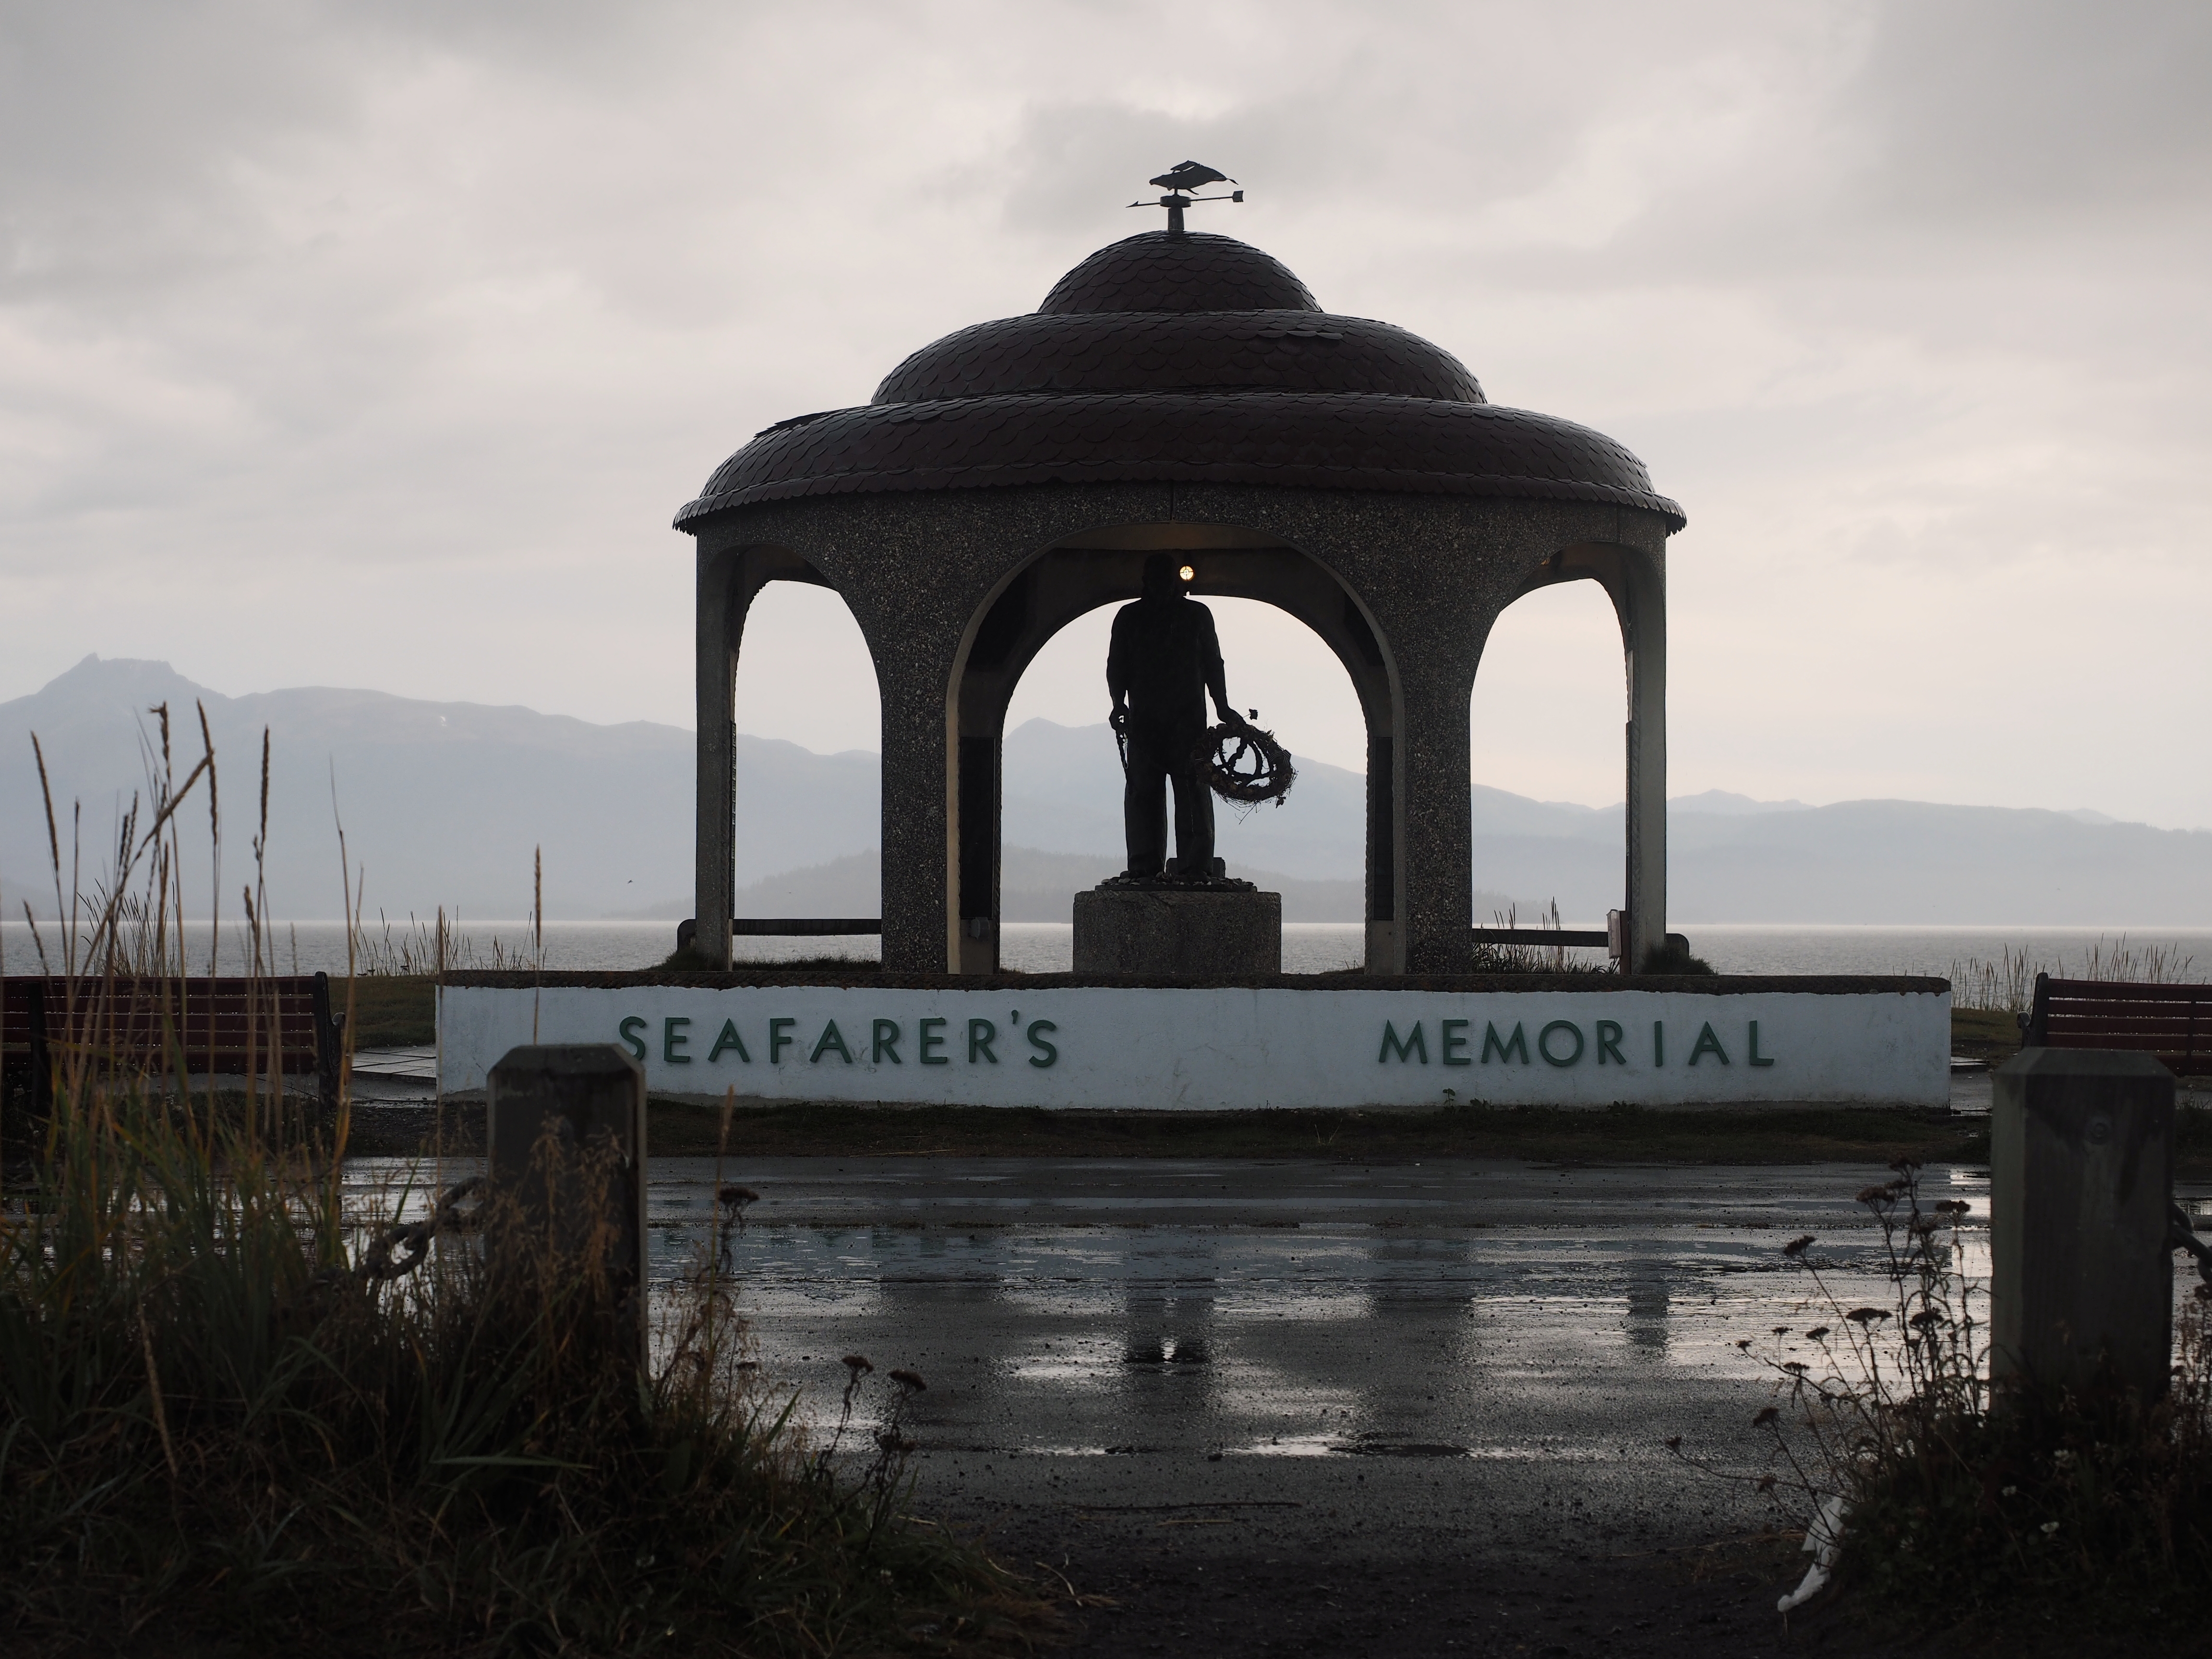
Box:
[4,656,2207,924]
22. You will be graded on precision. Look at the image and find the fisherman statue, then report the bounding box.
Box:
[1106,553,1296,885]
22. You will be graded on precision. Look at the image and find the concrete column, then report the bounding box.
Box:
[876,650,961,973]
[1992,1047,2176,1398]
[1393,660,1476,975]
[693,549,741,968]
[1617,553,1668,972]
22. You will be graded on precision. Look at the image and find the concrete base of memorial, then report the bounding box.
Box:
[434,973,1951,1110]
[1072,885,1282,975]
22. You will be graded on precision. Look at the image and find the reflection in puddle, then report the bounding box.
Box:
[329,1158,2167,1467]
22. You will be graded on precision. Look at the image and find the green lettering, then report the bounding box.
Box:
[769,1017,797,1064]
[1538,1021,1585,1067]
[968,1019,998,1063]
[1379,1021,1428,1063]
[664,1017,692,1065]
[811,1020,854,1063]
[918,1016,949,1065]
[708,1018,750,1063]
[1689,1022,1730,1066]
[873,1019,901,1063]
[1481,1022,1529,1065]
[1440,1018,1471,1066]
[1595,1020,1625,1065]
[1748,1020,1775,1068]
[618,1015,647,1061]
[1026,1019,1058,1068]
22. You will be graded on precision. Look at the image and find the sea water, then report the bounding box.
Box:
[3,918,2206,984]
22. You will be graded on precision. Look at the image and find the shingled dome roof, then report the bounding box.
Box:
[676,230,1683,531]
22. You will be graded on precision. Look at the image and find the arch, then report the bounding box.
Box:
[1481,541,1668,970]
[693,540,850,965]
[944,521,1400,975]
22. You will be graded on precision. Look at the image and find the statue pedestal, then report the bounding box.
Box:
[1072,886,1282,977]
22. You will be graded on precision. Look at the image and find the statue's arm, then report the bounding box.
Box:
[1199,606,1230,719]
[1106,607,1131,717]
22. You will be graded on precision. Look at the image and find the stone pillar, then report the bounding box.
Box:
[1991,1047,2176,1398]
[875,650,960,973]
[1618,552,1668,972]
[693,549,741,968]
[1392,659,1476,975]
[485,1044,649,1360]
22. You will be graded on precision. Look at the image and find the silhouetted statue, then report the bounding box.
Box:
[1108,555,1235,880]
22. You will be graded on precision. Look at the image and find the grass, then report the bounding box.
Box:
[2,1092,1039,1657]
[347,973,437,1046]
[3,703,1042,1657]
[1710,1164,2212,1644]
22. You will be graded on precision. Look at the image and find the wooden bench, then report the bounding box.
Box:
[2021,973,2212,1076]
[1,973,344,1109]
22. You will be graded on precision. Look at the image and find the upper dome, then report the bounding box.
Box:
[676,231,1683,532]
[1037,230,1318,313]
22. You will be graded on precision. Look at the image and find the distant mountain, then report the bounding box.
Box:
[0,655,853,919]
[5,656,2207,924]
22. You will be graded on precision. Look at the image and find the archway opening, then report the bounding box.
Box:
[728,579,881,961]
[997,594,1369,973]
[1467,579,1625,955]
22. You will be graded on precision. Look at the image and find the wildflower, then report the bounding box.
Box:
[718,1185,759,1208]
[1846,1308,1888,1326]
[1753,1407,1780,1428]
[1782,1234,1816,1257]
[2002,1486,2019,1498]
[842,1354,874,1374]
[1804,1326,1830,1341]
[1735,1338,1753,1350]
[890,1368,927,1392]
[1772,1326,1791,1337]
[2041,1521,2061,1535]
[2053,1448,2076,1469]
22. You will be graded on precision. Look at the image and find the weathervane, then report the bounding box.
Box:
[1129,161,1242,235]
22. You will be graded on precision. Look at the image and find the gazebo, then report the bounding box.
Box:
[677,225,1684,976]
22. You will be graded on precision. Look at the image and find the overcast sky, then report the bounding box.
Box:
[4,0,2208,830]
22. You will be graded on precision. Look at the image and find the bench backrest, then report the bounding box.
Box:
[2024,974,2212,1076]
[2,974,341,1098]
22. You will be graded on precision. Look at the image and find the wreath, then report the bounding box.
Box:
[1199,711,1297,806]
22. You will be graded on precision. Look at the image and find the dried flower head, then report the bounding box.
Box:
[890,1369,926,1393]
[1782,1235,1816,1258]
[842,1354,874,1374]
[1753,1407,1780,1428]
[1846,1307,1889,1325]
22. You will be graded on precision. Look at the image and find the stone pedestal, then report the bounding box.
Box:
[1991,1047,2175,1398]
[1072,886,1282,976]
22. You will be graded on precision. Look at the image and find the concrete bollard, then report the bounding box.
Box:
[485,1044,649,1356]
[1991,1047,2175,1398]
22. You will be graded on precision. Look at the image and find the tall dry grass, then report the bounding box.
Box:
[2,709,1038,1656]
[1948,936,2205,1013]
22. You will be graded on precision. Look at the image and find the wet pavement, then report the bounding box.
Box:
[646,1158,1964,1550]
[350,1154,2073,1652]
[336,1152,2212,1653]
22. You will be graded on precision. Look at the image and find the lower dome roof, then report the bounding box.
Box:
[675,393,1684,531]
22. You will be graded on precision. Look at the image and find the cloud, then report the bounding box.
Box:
[0,0,2208,834]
